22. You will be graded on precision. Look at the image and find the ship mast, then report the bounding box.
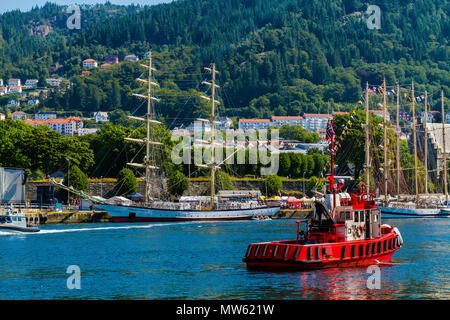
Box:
[364,82,370,191]
[125,45,162,206]
[396,82,401,200]
[412,81,419,204]
[442,87,448,204]
[198,63,221,209]
[424,90,428,195]
[383,78,388,206]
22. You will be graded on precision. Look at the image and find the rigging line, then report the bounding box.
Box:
[166,69,209,129]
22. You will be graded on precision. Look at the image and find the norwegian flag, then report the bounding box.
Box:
[325,121,334,141]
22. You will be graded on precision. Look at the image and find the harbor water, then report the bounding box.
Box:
[0,218,448,300]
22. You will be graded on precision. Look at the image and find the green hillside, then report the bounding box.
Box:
[0,0,448,126]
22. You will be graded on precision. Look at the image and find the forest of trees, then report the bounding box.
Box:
[0,0,448,188]
[0,0,448,126]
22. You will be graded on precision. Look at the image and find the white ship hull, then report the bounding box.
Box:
[378,206,449,218]
[100,204,280,222]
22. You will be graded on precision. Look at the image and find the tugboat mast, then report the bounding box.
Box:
[365,82,371,191]
[327,119,337,215]
[383,78,388,206]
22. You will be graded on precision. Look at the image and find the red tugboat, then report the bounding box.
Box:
[243,120,403,270]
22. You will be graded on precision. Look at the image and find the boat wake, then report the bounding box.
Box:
[0,221,199,236]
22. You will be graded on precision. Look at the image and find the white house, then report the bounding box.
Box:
[35,111,56,121]
[8,79,21,86]
[76,128,99,136]
[370,110,391,122]
[82,59,98,69]
[46,78,63,87]
[27,99,39,106]
[0,113,5,121]
[303,113,332,132]
[239,119,272,131]
[93,111,109,123]
[124,54,139,62]
[24,79,39,88]
[8,85,22,94]
[7,99,20,107]
[216,116,233,131]
[271,116,305,128]
[12,111,26,120]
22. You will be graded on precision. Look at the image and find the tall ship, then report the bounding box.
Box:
[376,82,450,217]
[243,119,403,270]
[96,47,280,222]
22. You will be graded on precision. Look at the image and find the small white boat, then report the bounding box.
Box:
[0,206,40,233]
[378,201,449,218]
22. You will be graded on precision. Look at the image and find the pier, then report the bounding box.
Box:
[24,210,111,225]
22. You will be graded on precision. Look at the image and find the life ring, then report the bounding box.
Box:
[356,225,366,237]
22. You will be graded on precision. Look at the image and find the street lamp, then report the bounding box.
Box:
[66,158,70,207]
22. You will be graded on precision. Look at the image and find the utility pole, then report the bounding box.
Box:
[396,82,401,200]
[412,81,419,203]
[442,87,448,204]
[365,82,370,191]
[424,90,428,194]
[383,78,388,206]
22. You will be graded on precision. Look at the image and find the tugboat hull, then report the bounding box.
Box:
[243,227,402,270]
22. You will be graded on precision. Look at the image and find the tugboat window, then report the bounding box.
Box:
[341,246,347,259]
[359,211,364,222]
[345,212,351,220]
[354,212,359,222]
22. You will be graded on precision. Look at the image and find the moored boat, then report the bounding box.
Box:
[377,202,447,218]
[49,50,281,222]
[101,202,279,222]
[0,206,40,233]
